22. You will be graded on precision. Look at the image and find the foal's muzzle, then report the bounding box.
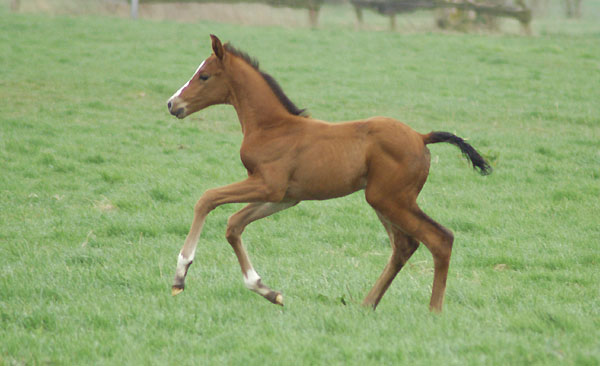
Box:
[167,100,185,119]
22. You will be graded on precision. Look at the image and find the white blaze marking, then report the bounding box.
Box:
[170,60,206,99]
[171,81,190,100]
[194,60,206,75]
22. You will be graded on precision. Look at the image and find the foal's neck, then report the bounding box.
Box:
[227,59,292,135]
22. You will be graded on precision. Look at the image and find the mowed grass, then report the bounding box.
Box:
[1,5,599,365]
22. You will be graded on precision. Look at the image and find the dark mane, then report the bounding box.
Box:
[224,43,308,117]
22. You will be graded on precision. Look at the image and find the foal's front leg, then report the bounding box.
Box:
[171,177,284,296]
[226,202,297,305]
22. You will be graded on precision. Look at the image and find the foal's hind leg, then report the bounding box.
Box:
[378,205,453,312]
[362,211,419,309]
[226,201,298,305]
[366,182,454,312]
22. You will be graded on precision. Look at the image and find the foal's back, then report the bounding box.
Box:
[282,116,429,201]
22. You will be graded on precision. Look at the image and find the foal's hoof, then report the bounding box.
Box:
[265,292,284,306]
[275,293,284,306]
[171,285,184,296]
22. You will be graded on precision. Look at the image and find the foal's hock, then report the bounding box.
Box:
[167,35,491,312]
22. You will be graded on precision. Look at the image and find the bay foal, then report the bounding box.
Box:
[167,35,491,312]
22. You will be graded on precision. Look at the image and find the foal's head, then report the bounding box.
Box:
[167,35,307,119]
[167,35,229,119]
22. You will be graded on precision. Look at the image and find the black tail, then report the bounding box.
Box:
[423,131,492,175]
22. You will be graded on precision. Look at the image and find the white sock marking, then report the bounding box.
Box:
[244,268,261,290]
[175,251,195,278]
[243,268,273,296]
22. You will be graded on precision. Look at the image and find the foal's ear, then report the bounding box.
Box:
[210,34,224,60]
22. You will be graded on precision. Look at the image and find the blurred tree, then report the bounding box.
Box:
[527,0,548,16]
[564,0,582,18]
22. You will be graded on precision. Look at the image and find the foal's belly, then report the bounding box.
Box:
[285,142,368,201]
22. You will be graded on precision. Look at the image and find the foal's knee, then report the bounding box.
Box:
[225,215,243,244]
[194,190,218,215]
[433,228,454,263]
[441,228,454,249]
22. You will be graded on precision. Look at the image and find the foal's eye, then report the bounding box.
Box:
[199,74,210,81]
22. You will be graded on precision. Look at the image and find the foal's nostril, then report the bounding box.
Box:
[167,101,172,110]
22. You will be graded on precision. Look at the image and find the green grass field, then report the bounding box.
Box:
[1,4,599,365]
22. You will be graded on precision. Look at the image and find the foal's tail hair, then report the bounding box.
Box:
[423,131,492,175]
